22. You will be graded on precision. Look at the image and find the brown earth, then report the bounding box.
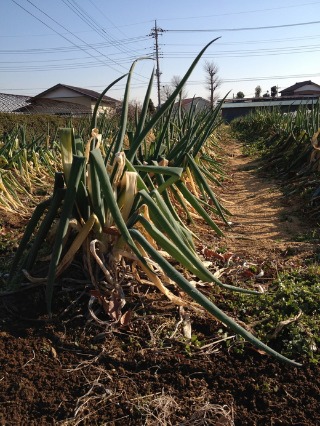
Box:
[0,138,320,425]
[218,142,316,267]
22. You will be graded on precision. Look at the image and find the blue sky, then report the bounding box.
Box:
[1,0,320,104]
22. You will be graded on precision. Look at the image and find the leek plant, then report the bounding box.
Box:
[232,102,320,175]
[0,125,60,213]
[232,102,320,207]
[7,40,301,366]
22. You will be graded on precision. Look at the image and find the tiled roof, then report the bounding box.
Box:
[0,93,92,115]
[14,98,92,115]
[280,80,320,94]
[0,93,31,113]
[180,97,208,106]
[33,83,120,104]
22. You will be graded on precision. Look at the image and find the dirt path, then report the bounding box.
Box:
[216,139,316,266]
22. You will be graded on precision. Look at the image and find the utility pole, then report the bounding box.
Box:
[150,20,164,109]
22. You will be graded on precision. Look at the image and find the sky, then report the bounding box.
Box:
[1,0,320,105]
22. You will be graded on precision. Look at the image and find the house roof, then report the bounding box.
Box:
[33,83,120,104]
[280,80,320,94]
[0,93,31,113]
[14,98,92,115]
[180,97,209,106]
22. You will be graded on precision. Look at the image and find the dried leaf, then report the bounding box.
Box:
[222,252,233,262]
[242,269,255,278]
[202,247,224,261]
[180,306,192,339]
[269,310,303,340]
[51,346,58,359]
[120,310,133,327]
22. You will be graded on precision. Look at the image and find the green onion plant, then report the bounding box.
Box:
[6,40,301,366]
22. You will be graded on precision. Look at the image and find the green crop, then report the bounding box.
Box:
[6,40,301,366]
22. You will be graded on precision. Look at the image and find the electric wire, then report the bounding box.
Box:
[166,19,320,32]
[24,0,133,73]
[11,0,152,80]
[157,1,320,21]
[59,0,152,82]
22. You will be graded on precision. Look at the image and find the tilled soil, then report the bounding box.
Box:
[218,142,315,265]
[0,138,319,425]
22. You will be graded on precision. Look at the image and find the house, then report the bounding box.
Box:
[0,84,121,116]
[0,92,92,115]
[175,97,211,112]
[32,84,121,115]
[221,97,319,122]
[279,80,320,97]
[220,80,320,122]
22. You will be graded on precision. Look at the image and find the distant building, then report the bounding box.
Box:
[0,84,121,116]
[279,80,320,97]
[33,84,121,115]
[220,80,320,122]
[174,97,210,112]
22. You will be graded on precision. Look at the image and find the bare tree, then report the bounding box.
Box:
[171,75,188,102]
[161,76,187,104]
[204,61,220,109]
[161,84,173,102]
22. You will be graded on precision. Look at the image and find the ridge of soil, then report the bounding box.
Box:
[0,138,319,425]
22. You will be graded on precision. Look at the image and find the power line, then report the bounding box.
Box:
[11,0,144,77]
[87,0,148,56]
[87,0,144,46]
[3,39,316,69]
[161,73,320,87]
[1,51,148,65]
[59,0,151,83]
[10,36,319,61]
[164,33,320,47]
[0,36,150,55]
[25,0,132,73]
[60,0,133,57]
[166,19,320,33]
[0,57,154,71]
[0,82,151,96]
[4,72,320,92]
[158,1,320,21]
[161,44,320,59]
[220,73,320,83]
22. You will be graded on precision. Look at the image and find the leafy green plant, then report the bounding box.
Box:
[6,40,302,366]
[229,268,320,362]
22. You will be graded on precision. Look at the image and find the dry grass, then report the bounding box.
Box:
[133,390,235,426]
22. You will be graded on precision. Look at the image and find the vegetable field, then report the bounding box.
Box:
[1,45,320,424]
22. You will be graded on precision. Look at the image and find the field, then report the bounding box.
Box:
[1,48,320,423]
[1,127,320,424]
